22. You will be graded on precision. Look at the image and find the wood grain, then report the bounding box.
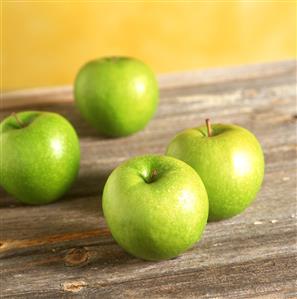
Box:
[0,60,296,298]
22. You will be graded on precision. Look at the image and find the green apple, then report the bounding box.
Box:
[74,56,159,137]
[166,120,264,221]
[102,155,208,261]
[0,111,80,205]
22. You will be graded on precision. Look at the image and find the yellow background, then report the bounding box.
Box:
[2,1,296,91]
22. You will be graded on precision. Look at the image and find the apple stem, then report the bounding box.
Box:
[12,112,24,128]
[151,169,157,180]
[147,169,158,183]
[206,118,212,137]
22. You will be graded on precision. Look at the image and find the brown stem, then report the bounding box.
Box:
[151,169,157,181]
[12,112,24,128]
[206,118,212,137]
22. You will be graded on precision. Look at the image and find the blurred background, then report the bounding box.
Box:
[2,1,296,91]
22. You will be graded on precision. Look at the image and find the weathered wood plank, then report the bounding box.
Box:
[0,60,296,298]
[2,60,295,109]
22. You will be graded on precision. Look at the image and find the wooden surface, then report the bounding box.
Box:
[1,60,296,298]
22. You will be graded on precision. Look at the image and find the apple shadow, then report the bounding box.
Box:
[0,188,20,208]
[0,166,109,209]
[0,168,109,212]
[53,103,103,139]
[60,167,111,211]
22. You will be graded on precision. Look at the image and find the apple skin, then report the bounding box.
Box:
[74,56,159,137]
[102,155,208,261]
[0,111,80,205]
[166,124,264,221]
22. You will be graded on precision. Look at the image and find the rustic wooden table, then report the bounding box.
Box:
[1,61,296,298]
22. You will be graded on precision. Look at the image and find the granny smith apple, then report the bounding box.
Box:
[0,111,80,205]
[102,155,208,261]
[166,120,264,221]
[74,56,159,137]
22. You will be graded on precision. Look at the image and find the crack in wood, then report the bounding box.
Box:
[0,228,110,254]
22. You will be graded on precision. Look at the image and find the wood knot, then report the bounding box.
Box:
[62,281,87,293]
[64,248,89,267]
